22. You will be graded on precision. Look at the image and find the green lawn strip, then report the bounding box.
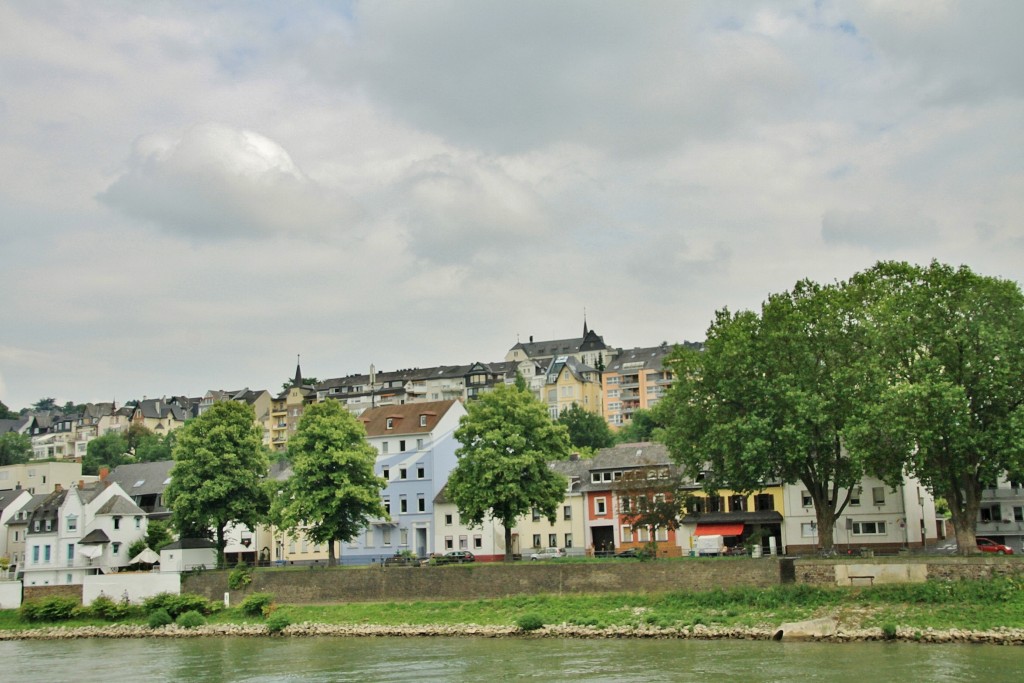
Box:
[3,578,1023,633]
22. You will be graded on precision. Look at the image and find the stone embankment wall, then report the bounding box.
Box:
[184,559,783,605]
[794,556,1024,586]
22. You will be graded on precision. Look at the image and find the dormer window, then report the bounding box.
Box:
[386,418,394,430]
[420,415,427,427]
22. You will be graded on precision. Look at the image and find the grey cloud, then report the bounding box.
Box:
[98,123,361,240]
[821,207,938,250]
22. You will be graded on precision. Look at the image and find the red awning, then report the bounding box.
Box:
[693,523,744,537]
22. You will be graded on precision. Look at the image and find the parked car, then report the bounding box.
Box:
[384,553,424,567]
[431,550,476,565]
[530,547,566,560]
[976,537,1014,555]
[614,547,652,559]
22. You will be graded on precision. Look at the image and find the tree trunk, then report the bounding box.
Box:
[504,525,514,562]
[811,498,838,553]
[947,476,981,556]
[328,538,337,567]
[216,524,226,569]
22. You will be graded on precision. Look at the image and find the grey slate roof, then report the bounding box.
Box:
[106,461,174,498]
[96,496,146,516]
[162,538,217,550]
[79,529,111,544]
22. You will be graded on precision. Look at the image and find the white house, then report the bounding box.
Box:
[21,481,148,586]
[780,474,937,554]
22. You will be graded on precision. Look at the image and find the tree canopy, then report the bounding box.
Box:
[271,400,386,566]
[164,401,270,565]
[615,408,662,444]
[0,400,19,419]
[845,261,1024,553]
[557,402,614,452]
[0,432,32,466]
[447,383,571,560]
[83,432,131,475]
[660,278,877,550]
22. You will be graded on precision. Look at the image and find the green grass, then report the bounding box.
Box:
[3,578,1023,633]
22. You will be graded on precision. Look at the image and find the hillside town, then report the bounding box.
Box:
[3,319,1021,599]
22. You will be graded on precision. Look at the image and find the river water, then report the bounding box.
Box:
[3,636,1022,682]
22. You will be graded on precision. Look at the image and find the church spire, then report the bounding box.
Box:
[293,354,303,388]
[583,309,589,337]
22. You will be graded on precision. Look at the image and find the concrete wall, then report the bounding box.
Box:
[23,583,82,604]
[0,581,21,609]
[83,572,180,605]
[184,559,783,604]
[794,556,1024,586]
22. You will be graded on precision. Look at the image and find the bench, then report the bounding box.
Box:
[849,575,874,586]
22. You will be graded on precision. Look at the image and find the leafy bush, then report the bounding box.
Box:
[266,611,291,634]
[516,614,545,632]
[240,592,274,618]
[147,608,173,628]
[89,594,136,621]
[20,596,80,623]
[175,610,207,629]
[881,623,897,640]
[143,592,217,618]
[228,561,253,590]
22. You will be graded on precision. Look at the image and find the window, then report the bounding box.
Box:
[474,535,482,549]
[548,533,557,548]
[386,418,394,430]
[445,536,454,550]
[459,535,468,550]
[382,467,389,480]
[400,498,408,513]
[417,496,425,512]
[45,519,52,532]
[417,466,425,479]
[532,534,542,548]
[135,516,142,529]
[44,545,52,561]
[66,515,78,531]
[1014,507,1024,523]
[564,533,573,548]
[595,498,607,515]
[400,468,407,480]
[399,440,406,451]
[32,546,39,564]
[383,498,391,515]
[563,505,572,521]
[754,493,775,511]
[850,488,862,506]
[444,513,453,526]
[620,496,632,513]
[67,544,74,562]
[872,487,886,505]
[730,495,747,512]
[637,527,650,542]
[853,521,887,535]
[801,491,813,507]
[656,527,668,542]
[400,528,408,546]
[532,507,541,522]
[420,415,427,427]
[382,527,392,545]
[382,442,389,454]
[622,526,633,542]
[800,523,817,538]
[301,539,308,553]
[289,540,297,554]
[416,438,424,449]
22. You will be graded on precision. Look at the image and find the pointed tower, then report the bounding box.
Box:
[293,354,303,388]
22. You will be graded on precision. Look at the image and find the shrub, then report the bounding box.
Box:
[881,623,898,640]
[266,612,291,635]
[175,610,207,629]
[147,608,173,628]
[143,592,217,618]
[20,596,79,623]
[228,562,253,590]
[516,614,545,632]
[240,593,274,618]
[89,594,136,621]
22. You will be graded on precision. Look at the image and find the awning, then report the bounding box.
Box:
[694,523,745,537]
[79,545,104,559]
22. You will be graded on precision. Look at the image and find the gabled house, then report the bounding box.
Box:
[505,319,618,372]
[21,480,147,586]
[0,488,34,575]
[542,355,603,420]
[129,398,188,435]
[269,363,318,451]
[581,443,684,558]
[105,460,174,521]
[343,399,466,563]
[512,457,589,557]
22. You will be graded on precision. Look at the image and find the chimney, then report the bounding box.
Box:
[54,483,63,492]
[78,479,85,489]
[99,467,110,481]
[570,452,580,462]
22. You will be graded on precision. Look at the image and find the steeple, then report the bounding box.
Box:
[293,354,303,388]
[582,309,589,338]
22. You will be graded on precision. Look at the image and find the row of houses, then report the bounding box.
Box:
[3,396,966,589]
[2,323,689,462]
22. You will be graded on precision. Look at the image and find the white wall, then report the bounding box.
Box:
[83,572,180,605]
[0,581,21,609]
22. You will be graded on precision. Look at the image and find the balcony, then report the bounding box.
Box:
[976,520,1024,536]
[982,487,1024,501]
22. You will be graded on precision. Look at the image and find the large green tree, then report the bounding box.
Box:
[271,400,386,567]
[0,432,32,466]
[614,408,662,444]
[0,400,19,419]
[83,432,131,475]
[845,261,1024,554]
[557,402,614,451]
[660,279,877,551]
[447,383,571,561]
[134,430,175,463]
[164,401,270,566]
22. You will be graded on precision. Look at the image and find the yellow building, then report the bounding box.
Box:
[543,355,603,420]
[268,364,316,452]
[677,483,786,556]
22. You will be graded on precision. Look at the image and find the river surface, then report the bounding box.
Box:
[3,636,1023,682]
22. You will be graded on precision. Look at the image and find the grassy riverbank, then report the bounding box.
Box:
[3,577,1023,635]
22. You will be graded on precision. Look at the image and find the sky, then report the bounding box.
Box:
[1,1,1022,412]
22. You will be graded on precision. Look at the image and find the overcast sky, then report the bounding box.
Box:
[2,1,1022,411]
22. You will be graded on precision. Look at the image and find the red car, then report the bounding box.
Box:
[976,537,1014,555]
